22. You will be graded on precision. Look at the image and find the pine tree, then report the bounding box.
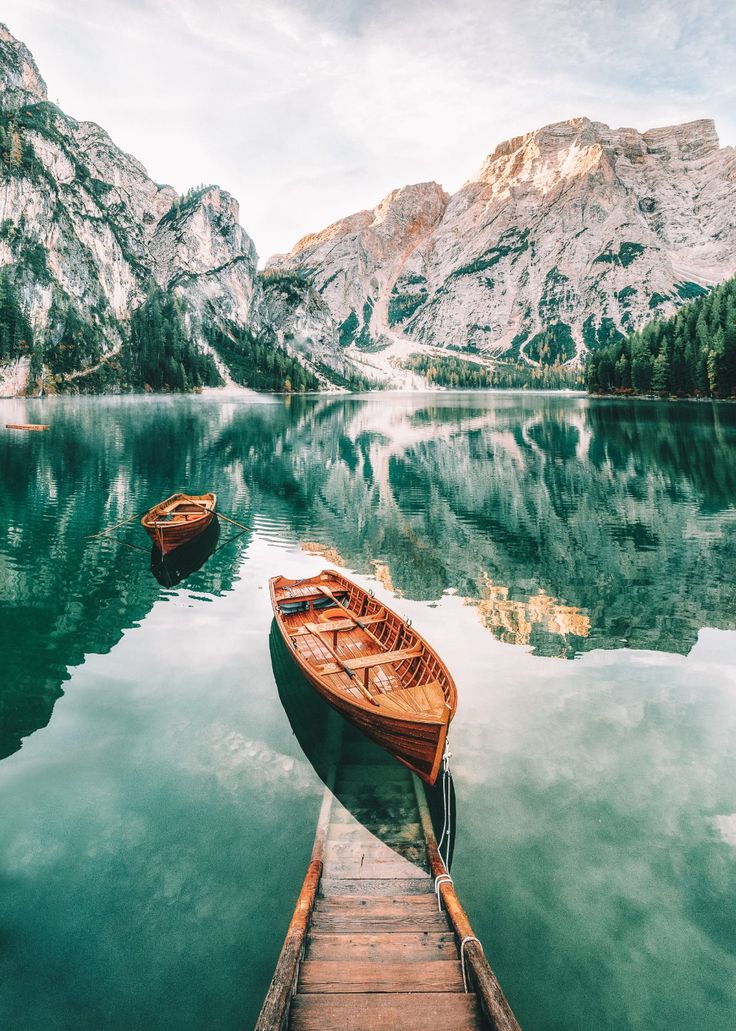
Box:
[651,351,670,395]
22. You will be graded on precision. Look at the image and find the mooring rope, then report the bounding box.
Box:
[431,741,455,917]
[460,935,482,992]
[434,872,453,912]
[437,742,453,870]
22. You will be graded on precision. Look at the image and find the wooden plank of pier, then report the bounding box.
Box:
[255,732,522,1031]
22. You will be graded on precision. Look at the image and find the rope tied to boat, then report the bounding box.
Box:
[434,872,453,912]
[460,935,483,992]
[437,742,453,870]
[284,578,307,597]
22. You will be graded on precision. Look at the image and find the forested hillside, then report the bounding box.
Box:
[403,352,584,389]
[587,277,736,398]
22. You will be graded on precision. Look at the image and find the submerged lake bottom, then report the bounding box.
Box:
[1,391,735,1031]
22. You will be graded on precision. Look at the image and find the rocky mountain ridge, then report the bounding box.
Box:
[0,23,360,395]
[2,22,736,393]
[271,116,736,372]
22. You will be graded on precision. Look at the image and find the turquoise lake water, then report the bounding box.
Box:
[0,392,735,1029]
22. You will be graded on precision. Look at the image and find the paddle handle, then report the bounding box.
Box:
[85,508,150,539]
[317,585,386,649]
[188,500,250,533]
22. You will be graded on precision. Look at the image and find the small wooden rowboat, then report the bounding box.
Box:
[270,569,457,784]
[141,492,216,556]
[5,423,49,431]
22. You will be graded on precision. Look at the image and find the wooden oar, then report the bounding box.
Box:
[215,511,251,532]
[316,585,388,649]
[188,499,250,533]
[314,584,405,702]
[85,507,150,539]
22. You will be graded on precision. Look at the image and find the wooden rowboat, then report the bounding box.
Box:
[5,423,49,431]
[269,569,457,785]
[141,492,216,556]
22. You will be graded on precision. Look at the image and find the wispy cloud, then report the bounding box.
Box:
[4,0,735,259]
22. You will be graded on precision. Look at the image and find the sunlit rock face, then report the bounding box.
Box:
[0,23,47,109]
[269,182,449,345]
[0,22,260,388]
[273,117,736,367]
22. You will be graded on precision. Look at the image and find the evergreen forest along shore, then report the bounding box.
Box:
[587,276,736,399]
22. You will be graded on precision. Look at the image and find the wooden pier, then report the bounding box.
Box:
[256,729,521,1031]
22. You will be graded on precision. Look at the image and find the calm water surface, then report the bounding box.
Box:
[1,392,735,1030]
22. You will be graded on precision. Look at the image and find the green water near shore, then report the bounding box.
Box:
[1,392,735,1030]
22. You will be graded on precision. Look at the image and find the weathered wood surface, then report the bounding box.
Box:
[299,958,466,993]
[289,993,485,1031]
[307,931,458,961]
[256,722,522,1031]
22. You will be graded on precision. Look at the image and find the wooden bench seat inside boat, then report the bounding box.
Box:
[278,584,345,602]
[301,614,385,635]
[318,647,421,676]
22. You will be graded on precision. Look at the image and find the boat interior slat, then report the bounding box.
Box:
[280,587,451,716]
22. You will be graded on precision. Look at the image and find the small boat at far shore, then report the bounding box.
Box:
[5,423,49,431]
[141,492,216,556]
[269,569,457,784]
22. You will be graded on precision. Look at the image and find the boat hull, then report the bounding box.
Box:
[296,662,449,783]
[269,570,456,785]
[150,517,220,586]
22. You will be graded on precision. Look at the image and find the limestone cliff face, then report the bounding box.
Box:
[0,24,267,394]
[254,272,364,387]
[0,23,46,109]
[269,183,449,368]
[150,185,258,332]
[273,117,736,366]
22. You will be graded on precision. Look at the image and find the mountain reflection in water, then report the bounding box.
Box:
[1,392,735,1031]
[2,392,736,758]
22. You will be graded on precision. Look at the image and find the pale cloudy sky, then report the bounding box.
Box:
[4,0,736,261]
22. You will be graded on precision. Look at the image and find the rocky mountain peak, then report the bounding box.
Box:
[471,117,607,196]
[372,181,449,231]
[0,23,48,109]
[196,184,242,224]
[273,114,736,374]
[641,118,720,160]
[473,117,725,192]
[151,183,257,292]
